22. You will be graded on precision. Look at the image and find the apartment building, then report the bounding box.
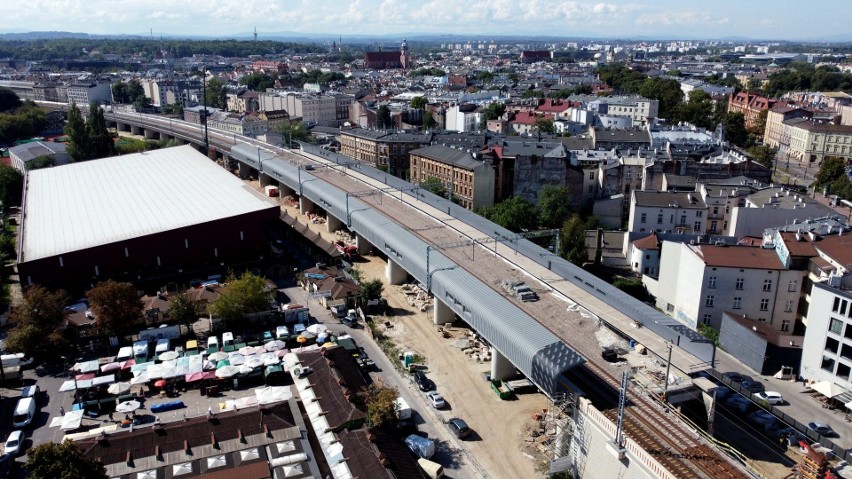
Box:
[787,119,852,164]
[259,92,354,126]
[763,105,814,154]
[570,94,659,127]
[338,129,430,178]
[139,79,202,108]
[727,91,776,132]
[206,111,267,137]
[409,145,495,210]
[627,191,707,234]
[67,82,112,106]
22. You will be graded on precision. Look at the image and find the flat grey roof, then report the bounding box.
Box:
[411,145,482,170]
[21,145,278,262]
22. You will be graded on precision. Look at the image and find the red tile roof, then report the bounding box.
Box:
[814,233,852,267]
[695,245,783,270]
[632,232,659,250]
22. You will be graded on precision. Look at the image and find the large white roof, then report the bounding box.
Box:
[21,145,278,262]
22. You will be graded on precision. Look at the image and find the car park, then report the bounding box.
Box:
[808,422,837,438]
[448,418,472,438]
[3,431,22,457]
[425,391,445,409]
[754,391,784,405]
[740,380,765,393]
[414,371,433,391]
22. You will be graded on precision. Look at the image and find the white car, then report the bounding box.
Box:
[4,430,23,456]
[425,391,446,409]
[754,391,784,405]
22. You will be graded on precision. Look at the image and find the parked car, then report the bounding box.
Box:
[425,391,446,409]
[414,371,433,392]
[3,431,22,457]
[740,380,765,393]
[723,372,744,383]
[754,391,785,405]
[448,418,472,439]
[808,422,838,438]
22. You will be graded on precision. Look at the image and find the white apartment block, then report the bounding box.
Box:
[627,191,707,234]
[728,187,837,238]
[572,95,659,127]
[656,242,802,330]
[445,104,481,132]
[67,82,112,106]
[259,92,353,126]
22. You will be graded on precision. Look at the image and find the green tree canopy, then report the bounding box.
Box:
[26,155,55,170]
[0,102,48,145]
[205,77,228,110]
[111,79,145,105]
[26,441,108,479]
[721,112,748,147]
[420,177,447,198]
[537,185,573,228]
[675,90,715,129]
[0,87,21,112]
[478,195,538,232]
[613,278,649,301]
[533,117,556,136]
[167,291,201,334]
[87,280,144,338]
[209,272,271,326]
[558,214,589,266]
[5,285,70,359]
[64,102,86,162]
[479,102,506,129]
[747,145,777,169]
[240,72,276,92]
[359,385,399,429]
[360,278,384,302]
[376,105,392,129]
[0,164,23,207]
[279,121,312,146]
[410,96,428,110]
[84,103,116,159]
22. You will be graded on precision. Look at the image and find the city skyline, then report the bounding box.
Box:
[1,0,851,42]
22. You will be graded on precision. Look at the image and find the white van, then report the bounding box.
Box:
[21,385,39,399]
[417,458,444,479]
[132,340,149,362]
[275,325,290,340]
[155,338,171,356]
[12,397,36,428]
[222,332,234,350]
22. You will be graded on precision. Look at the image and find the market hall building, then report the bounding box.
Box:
[17,145,281,290]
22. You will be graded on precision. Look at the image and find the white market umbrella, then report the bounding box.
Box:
[239,346,260,356]
[811,380,846,399]
[264,340,286,352]
[100,362,121,373]
[107,382,131,395]
[306,324,327,335]
[158,351,179,362]
[208,351,228,361]
[244,357,264,369]
[60,410,85,431]
[300,331,316,340]
[215,365,240,378]
[130,372,149,386]
[203,360,217,371]
[239,364,254,375]
[116,400,141,413]
[228,354,246,366]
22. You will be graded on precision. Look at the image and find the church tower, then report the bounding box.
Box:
[400,39,410,69]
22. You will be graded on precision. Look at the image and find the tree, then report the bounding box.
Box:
[240,72,276,92]
[747,145,777,169]
[422,111,436,130]
[612,278,649,301]
[167,292,201,334]
[278,121,311,146]
[558,214,588,266]
[478,195,538,232]
[475,71,494,82]
[0,87,21,112]
[376,105,391,129]
[816,156,847,187]
[533,117,556,136]
[676,90,715,129]
[537,185,572,228]
[420,177,447,198]
[0,164,23,208]
[410,96,428,110]
[64,102,87,162]
[751,108,768,136]
[480,102,506,129]
[360,279,384,301]
[26,441,108,479]
[26,155,55,170]
[205,77,228,110]
[5,285,69,359]
[86,280,144,338]
[84,102,116,159]
[162,102,184,116]
[209,272,271,326]
[721,112,748,147]
[358,385,399,429]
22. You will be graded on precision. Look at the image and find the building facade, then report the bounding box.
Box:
[627,191,708,234]
[67,82,112,106]
[727,91,776,132]
[338,129,430,178]
[409,145,495,210]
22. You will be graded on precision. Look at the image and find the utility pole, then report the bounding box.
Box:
[202,72,210,156]
[662,340,673,401]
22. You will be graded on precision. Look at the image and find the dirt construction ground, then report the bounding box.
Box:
[355,257,551,479]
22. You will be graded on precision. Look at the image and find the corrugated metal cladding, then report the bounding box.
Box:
[232,144,585,396]
[296,144,715,366]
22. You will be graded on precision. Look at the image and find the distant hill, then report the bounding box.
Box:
[0,31,147,40]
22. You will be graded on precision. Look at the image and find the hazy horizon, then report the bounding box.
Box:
[0,0,850,42]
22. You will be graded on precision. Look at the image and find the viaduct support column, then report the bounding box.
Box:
[355,234,372,255]
[490,347,515,381]
[279,184,295,198]
[131,125,141,136]
[385,259,407,285]
[259,173,272,187]
[326,214,343,233]
[299,197,314,215]
[433,298,454,325]
[143,129,155,140]
[237,162,251,179]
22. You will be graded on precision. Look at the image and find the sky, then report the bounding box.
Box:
[0,0,850,41]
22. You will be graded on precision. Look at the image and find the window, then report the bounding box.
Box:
[733,297,742,309]
[694,221,702,232]
[838,363,851,381]
[842,345,852,362]
[589,171,594,179]
[785,300,795,312]
[680,215,686,226]
[702,314,712,325]
[710,221,717,233]
[640,213,646,224]
[834,297,841,313]
[696,211,703,217]
[763,279,772,292]
[713,206,719,215]
[788,280,798,292]
[842,300,849,316]
[822,356,836,373]
[705,295,714,307]
[781,319,790,332]
[735,278,744,290]
[708,277,717,289]
[657,213,663,224]
[830,318,844,335]
[760,298,770,311]
[666,303,674,313]
[826,336,840,354]
[845,324,852,341]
